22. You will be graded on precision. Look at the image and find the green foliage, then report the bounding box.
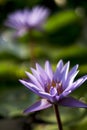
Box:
[44,10,82,44]
[45,10,80,32]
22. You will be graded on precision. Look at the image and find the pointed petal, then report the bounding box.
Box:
[54,60,70,83]
[53,68,60,82]
[64,65,79,89]
[31,67,48,88]
[57,60,63,70]
[59,97,87,108]
[68,64,79,78]
[25,71,43,90]
[72,75,87,91]
[36,63,50,81]
[45,61,53,81]
[19,80,40,94]
[61,61,70,88]
[19,79,55,101]
[53,60,63,82]
[63,75,87,96]
[64,71,79,89]
[30,68,45,87]
[24,99,52,113]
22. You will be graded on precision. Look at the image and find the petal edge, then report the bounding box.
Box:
[24,99,52,114]
[59,97,87,108]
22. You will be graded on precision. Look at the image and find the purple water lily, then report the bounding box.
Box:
[19,60,87,114]
[4,6,50,36]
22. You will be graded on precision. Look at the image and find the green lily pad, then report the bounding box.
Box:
[0,85,37,117]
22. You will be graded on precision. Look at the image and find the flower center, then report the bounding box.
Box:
[45,80,63,95]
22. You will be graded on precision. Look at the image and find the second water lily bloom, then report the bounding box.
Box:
[4,6,50,36]
[19,60,87,113]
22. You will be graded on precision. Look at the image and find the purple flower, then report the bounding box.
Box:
[19,60,87,114]
[4,6,50,36]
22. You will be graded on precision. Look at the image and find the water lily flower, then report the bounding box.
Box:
[4,6,50,36]
[19,60,87,114]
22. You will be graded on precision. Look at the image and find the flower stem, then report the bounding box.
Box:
[53,104,63,130]
[29,30,36,66]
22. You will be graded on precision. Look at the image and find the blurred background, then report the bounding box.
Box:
[0,0,87,130]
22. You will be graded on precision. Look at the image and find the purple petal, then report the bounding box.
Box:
[61,61,70,88]
[24,99,52,113]
[5,9,29,29]
[36,63,50,81]
[45,61,53,81]
[63,64,79,89]
[5,6,49,34]
[63,75,87,96]
[73,75,87,90]
[19,80,41,94]
[53,60,63,82]
[19,79,55,102]
[57,60,63,70]
[68,64,79,78]
[27,6,50,26]
[59,97,87,108]
[64,69,79,90]
[38,91,58,103]
[30,67,46,87]
[31,67,50,89]
[38,91,53,99]
[25,71,44,90]
[49,87,57,96]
